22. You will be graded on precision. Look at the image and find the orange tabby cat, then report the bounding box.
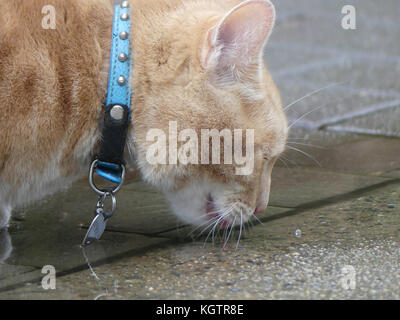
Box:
[0,0,288,231]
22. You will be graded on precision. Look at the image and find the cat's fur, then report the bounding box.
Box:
[0,0,288,230]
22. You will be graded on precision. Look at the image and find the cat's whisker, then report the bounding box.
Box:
[288,104,325,130]
[221,219,229,242]
[203,214,225,247]
[190,203,236,238]
[278,157,290,168]
[252,213,264,226]
[287,145,322,167]
[236,211,243,249]
[198,205,233,243]
[288,137,327,141]
[248,216,255,228]
[246,220,252,232]
[223,216,237,249]
[283,81,349,111]
[191,215,222,238]
[287,142,327,149]
[280,154,298,167]
[209,214,226,245]
[192,203,235,221]
[210,211,232,245]
[189,213,223,237]
[279,154,299,168]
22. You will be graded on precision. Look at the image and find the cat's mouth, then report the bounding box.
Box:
[206,194,228,229]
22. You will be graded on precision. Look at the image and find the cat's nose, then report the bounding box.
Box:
[254,203,267,215]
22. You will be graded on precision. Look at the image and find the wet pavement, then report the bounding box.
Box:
[0,0,399,299]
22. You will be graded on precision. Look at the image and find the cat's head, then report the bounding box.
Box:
[132,0,288,228]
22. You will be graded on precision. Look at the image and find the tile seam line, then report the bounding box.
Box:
[258,178,400,225]
[315,99,400,129]
[325,126,400,139]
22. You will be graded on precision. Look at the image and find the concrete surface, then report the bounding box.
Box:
[0,0,399,300]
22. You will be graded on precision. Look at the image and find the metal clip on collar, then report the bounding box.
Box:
[81,191,117,247]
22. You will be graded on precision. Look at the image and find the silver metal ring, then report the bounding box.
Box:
[89,160,126,196]
[99,192,117,216]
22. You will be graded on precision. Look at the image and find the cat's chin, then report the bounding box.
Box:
[163,181,254,229]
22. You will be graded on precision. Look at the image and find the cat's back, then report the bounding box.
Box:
[0,0,112,186]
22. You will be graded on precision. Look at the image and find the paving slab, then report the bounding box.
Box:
[3,182,398,300]
[1,223,169,287]
[383,170,400,179]
[266,0,400,134]
[283,135,400,176]
[269,167,390,208]
[270,0,400,57]
[1,187,172,290]
[327,107,400,138]
[0,263,38,290]
[274,78,399,130]
[267,53,400,130]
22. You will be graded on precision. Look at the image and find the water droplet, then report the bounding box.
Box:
[295,229,302,238]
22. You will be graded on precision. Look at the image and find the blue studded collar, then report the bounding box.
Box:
[93,1,132,185]
[83,1,133,247]
[106,2,132,109]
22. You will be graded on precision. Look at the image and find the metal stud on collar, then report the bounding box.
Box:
[118,53,128,62]
[117,76,126,86]
[110,105,125,121]
[120,13,129,21]
[119,31,129,40]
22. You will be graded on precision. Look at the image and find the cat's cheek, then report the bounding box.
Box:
[164,189,208,226]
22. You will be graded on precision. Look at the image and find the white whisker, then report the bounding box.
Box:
[252,214,264,226]
[284,81,349,111]
[188,204,235,237]
[280,154,297,167]
[287,142,327,149]
[287,145,322,167]
[223,216,237,249]
[203,211,231,247]
[288,104,325,129]
[236,211,243,249]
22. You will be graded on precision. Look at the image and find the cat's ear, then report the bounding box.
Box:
[201,0,275,82]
